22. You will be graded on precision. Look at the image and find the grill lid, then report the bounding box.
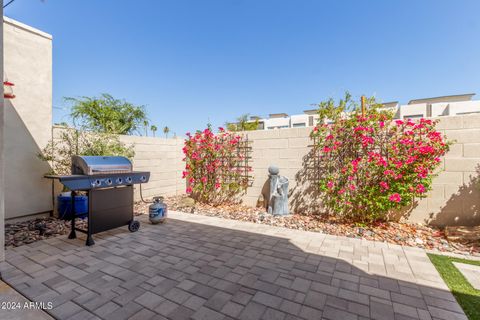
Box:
[71,156,133,175]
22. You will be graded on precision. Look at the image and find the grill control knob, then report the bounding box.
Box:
[95,179,101,187]
[140,176,147,182]
[125,177,132,184]
[106,178,113,186]
[116,177,123,184]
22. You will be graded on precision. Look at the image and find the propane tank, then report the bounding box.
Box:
[149,196,167,224]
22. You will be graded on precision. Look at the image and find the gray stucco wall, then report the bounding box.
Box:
[3,17,53,220]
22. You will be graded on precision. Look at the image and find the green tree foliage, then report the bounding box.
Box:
[39,93,141,175]
[316,91,357,123]
[67,93,147,135]
[226,114,259,131]
[163,126,170,138]
[143,120,149,136]
[150,125,158,137]
[39,128,135,175]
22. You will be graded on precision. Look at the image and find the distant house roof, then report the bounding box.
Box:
[269,113,288,118]
[408,93,475,105]
[303,109,318,115]
[381,101,399,108]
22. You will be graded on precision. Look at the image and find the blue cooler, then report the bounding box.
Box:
[57,194,88,220]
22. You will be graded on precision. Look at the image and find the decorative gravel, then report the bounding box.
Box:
[4,218,87,247]
[137,195,480,256]
[4,211,143,248]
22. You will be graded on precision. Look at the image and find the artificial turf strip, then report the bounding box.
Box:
[427,253,480,320]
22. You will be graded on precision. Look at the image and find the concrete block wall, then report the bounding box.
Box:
[46,114,480,226]
[119,135,185,201]
[408,115,480,226]
[243,127,313,210]
[242,114,480,226]
[7,112,480,227]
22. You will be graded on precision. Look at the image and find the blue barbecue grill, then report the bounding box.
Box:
[45,156,150,246]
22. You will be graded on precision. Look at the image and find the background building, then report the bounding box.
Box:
[251,111,320,130]
[397,93,479,119]
[250,93,480,130]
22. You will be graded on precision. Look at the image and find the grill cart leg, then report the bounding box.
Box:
[68,190,77,239]
[86,190,95,246]
[86,234,95,246]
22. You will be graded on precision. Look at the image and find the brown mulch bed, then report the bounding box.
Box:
[137,195,480,256]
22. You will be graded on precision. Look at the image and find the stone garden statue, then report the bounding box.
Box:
[267,165,289,216]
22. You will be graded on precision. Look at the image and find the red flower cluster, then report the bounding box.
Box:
[312,106,450,222]
[182,127,251,204]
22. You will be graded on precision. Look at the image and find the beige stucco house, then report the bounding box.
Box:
[1,17,53,260]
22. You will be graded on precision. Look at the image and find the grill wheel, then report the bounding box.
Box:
[128,220,140,232]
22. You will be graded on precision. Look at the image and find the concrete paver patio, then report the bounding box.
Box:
[0,211,469,320]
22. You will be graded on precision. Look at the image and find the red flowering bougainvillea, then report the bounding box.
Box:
[311,94,450,222]
[183,126,252,204]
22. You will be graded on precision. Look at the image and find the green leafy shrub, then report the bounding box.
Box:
[68,93,147,135]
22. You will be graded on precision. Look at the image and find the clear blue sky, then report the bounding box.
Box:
[5,0,480,136]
